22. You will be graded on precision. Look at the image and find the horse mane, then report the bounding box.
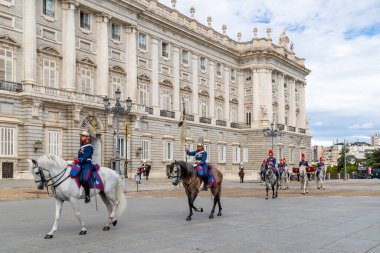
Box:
[37,154,67,171]
[176,160,195,178]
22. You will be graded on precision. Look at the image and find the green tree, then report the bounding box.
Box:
[365,148,380,167]
[337,145,349,172]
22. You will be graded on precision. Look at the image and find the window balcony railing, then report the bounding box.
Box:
[0,80,23,93]
[230,122,240,128]
[162,51,169,58]
[182,59,188,65]
[185,114,194,121]
[43,9,55,17]
[139,44,146,50]
[160,110,175,118]
[288,126,296,132]
[216,120,226,127]
[112,34,120,41]
[145,107,153,115]
[199,117,211,124]
[299,128,306,134]
[277,124,285,130]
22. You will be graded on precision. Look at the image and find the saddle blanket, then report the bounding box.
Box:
[70,164,104,190]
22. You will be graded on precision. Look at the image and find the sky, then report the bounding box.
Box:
[159,0,380,147]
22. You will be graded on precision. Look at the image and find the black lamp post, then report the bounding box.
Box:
[263,122,283,151]
[103,89,132,175]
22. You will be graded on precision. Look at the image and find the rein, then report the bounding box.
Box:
[35,165,70,196]
[172,163,200,191]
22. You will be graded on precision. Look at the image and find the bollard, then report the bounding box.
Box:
[337,173,340,180]
[135,174,141,192]
[327,173,330,180]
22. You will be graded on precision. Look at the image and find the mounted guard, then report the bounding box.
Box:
[316,157,325,177]
[186,143,210,191]
[299,153,310,181]
[72,130,95,203]
[266,149,279,179]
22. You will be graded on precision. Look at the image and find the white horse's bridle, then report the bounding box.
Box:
[32,161,69,194]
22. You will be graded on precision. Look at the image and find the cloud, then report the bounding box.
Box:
[349,123,374,130]
[158,0,380,145]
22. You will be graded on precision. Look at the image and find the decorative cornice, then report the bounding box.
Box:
[109,65,126,74]
[0,34,21,47]
[77,57,97,67]
[37,46,62,58]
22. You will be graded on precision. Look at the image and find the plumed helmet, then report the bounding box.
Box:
[262,159,266,163]
[143,160,146,163]
[197,143,203,147]
[280,159,283,162]
[80,130,90,137]
[268,149,273,156]
[319,157,323,161]
[301,153,305,159]
[283,158,286,162]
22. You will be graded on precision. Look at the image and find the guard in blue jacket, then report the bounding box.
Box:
[186,143,209,191]
[74,131,94,203]
[299,153,311,181]
[266,149,279,178]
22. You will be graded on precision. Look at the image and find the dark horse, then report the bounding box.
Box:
[239,166,245,183]
[169,160,223,220]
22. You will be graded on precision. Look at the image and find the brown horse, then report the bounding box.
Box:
[169,160,223,220]
[239,165,245,183]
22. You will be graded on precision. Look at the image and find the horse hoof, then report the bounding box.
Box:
[44,234,53,239]
[200,208,203,212]
[112,220,118,226]
[317,187,320,189]
[217,212,222,216]
[272,196,275,199]
[265,197,268,200]
[209,214,214,219]
[103,226,110,231]
[186,216,191,221]
[79,230,87,235]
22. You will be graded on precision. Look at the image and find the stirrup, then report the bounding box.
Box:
[85,196,91,203]
[200,185,208,191]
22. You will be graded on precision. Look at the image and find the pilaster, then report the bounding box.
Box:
[22,0,37,84]
[151,38,159,115]
[173,47,180,115]
[96,13,110,96]
[126,25,138,102]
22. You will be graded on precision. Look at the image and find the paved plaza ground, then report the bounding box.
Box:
[0,178,379,253]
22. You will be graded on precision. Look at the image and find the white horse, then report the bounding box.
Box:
[280,166,290,190]
[299,165,309,194]
[27,154,126,239]
[316,165,326,190]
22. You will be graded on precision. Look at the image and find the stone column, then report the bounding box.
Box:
[277,72,285,125]
[258,68,272,127]
[173,47,180,115]
[96,13,109,96]
[224,66,230,123]
[252,68,260,128]
[191,54,199,120]
[22,0,37,84]
[61,0,78,91]
[299,82,306,129]
[208,61,215,120]
[151,38,159,115]
[237,70,245,123]
[289,78,296,127]
[126,25,138,102]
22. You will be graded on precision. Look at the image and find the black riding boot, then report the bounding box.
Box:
[84,182,90,203]
[201,177,208,191]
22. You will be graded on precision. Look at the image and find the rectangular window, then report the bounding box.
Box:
[233,146,241,163]
[200,57,206,71]
[0,126,15,157]
[139,83,148,106]
[245,69,252,82]
[200,99,208,117]
[245,111,252,126]
[230,87,236,94]
[111,51,122,60]
[244,89,252,96]
[278,147,283,160]
[80,69,92,94]
[112,23,120,40]
[230,106,237,123]
[165,141,173,161]
[216,63,222,76]
[42,59,56,88]
[243,148,248,162]
[47,130,60,156]
[181,50,189,65]
[161,89,171,111]
[138,34,146,50]
[230,68,236,81]
[117,138,128,159]
[161,41,169,58]
[138,59,148,68]
[0,102,13,114]
[80,11,91,30]
[43,0,54,17]
[218,145,226,163]
[204,144,210,163]
[111,76,121,98]
[0,48,13,81]
[141,139,150,161]
[290,148,294,163]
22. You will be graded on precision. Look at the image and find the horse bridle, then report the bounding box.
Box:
[33,162,70,195]
[170,162,182,183]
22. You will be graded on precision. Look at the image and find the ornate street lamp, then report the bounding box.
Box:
[263,122,283,151]
[103,89,132,175]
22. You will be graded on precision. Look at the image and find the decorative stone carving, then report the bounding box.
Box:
[0,34,21,47]
[37,46,62,58]
[279,30,290,50]
[171,0,176,9]
[190,6,195,19]
[260,105,267,115]
[237,32,242,42]
[253,27,258,38]
[207,16,212,27]
[266,28,271,40]
[222,24,227,35]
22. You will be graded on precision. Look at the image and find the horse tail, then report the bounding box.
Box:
[115,177,127,216]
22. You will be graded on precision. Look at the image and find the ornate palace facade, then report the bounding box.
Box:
[0,0,310,179]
